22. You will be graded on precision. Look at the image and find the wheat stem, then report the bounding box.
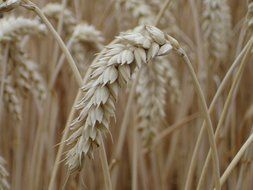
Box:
[178,48,221,190]
[151,113,200,150]
[47,92,81,190]
[196,38,253,190]
[184,37,253,190]
[219,133,253,188]
[51,0,68,69]
[0,44,9,118]
[188,0,206,86]
[132,112,139,190]
[99,133,113,190]
[154,0,172,26]
[21,0,83,87]
[111,70,142,188]
[49,38,75,89]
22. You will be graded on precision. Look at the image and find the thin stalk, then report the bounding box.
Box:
[188,0,206,88]
[132,112,139,190]
[196,39,253,190]
[235,132,253,190]
[99,134,113,190]
[74,0,82,21]
[0,44,9,118]
[21,1,83,87]
[197,37,252,190]
[51,0,68,69]
[219,133,253,188]
[184,37,253,190]
[178,48,221,190]
[49,38,75,89]
[111,70,142,189]
[152,113,200,150]
[47,92,81,190]
[154,0,172,26]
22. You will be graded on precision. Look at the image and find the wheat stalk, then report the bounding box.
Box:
[196,36,253,190]
[184,37,253,190]
[0,156,10,190]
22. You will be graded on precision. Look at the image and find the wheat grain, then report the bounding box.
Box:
[0,0,20,12]
[0,156,10,190]
[3,76,22,120]
[246,0,253,29]
[66,25,174,172]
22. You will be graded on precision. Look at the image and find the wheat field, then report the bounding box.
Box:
[0,0,253,190]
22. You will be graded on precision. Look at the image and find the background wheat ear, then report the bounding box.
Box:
[0,156,10,190]
[136,57,181,149]
[70,23,104,73]
[202,0,232,63]
[0,16,47,120]
[42,2,76,35]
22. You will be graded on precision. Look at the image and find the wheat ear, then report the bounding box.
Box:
[0,156,10,190]
[65,25,174,172]
[0,17,46,42]
[116,0,155,26]
[202,0,232,62]
[136,58,180,149]
[2,76,22,120]
[41,2,76,35]
[0,16,46,119]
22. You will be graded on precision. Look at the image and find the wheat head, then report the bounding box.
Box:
[65,25,175,172]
